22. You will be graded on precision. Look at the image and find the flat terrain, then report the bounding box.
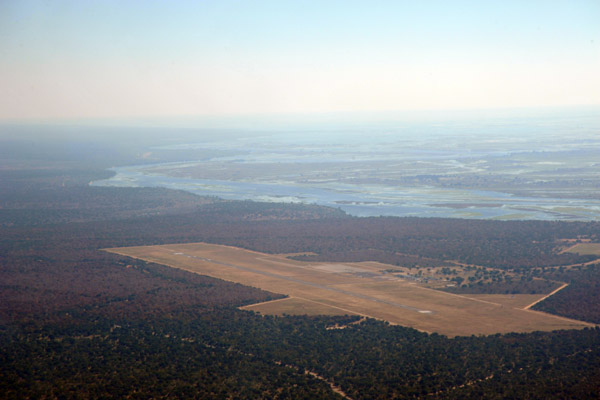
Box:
[241,297,351,317]
[95,123,600,220]
[565,242,600,256]
[105,243,595,336]
[463,294,546,309]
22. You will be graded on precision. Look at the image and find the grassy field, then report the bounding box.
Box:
[463,294,544,309]
[240,297,353,316]
[105,243,595,337]
[564,242,600,256]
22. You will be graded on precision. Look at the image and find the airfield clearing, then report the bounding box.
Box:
[564,242,600,256]
[105,242,595,337]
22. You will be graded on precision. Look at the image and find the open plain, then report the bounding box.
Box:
[105,242,595,336]
[565,242,600,256]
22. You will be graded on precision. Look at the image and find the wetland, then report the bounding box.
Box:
[92,110,600,220]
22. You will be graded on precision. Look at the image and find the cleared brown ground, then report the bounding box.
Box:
[241,297,354,317]
[460,294,545,309]
[105,242,595,337]
[564,242,600,256]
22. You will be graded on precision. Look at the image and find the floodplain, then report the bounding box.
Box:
[105,242,595,337]
[92,114,600,221]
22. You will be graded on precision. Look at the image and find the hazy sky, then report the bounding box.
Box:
[1,0,599,122]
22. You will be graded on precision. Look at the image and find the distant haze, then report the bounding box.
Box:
[1,1,599,122]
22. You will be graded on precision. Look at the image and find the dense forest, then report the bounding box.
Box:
[532,264,600,323]
[3,311,599,399]
[1,162,600,399]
